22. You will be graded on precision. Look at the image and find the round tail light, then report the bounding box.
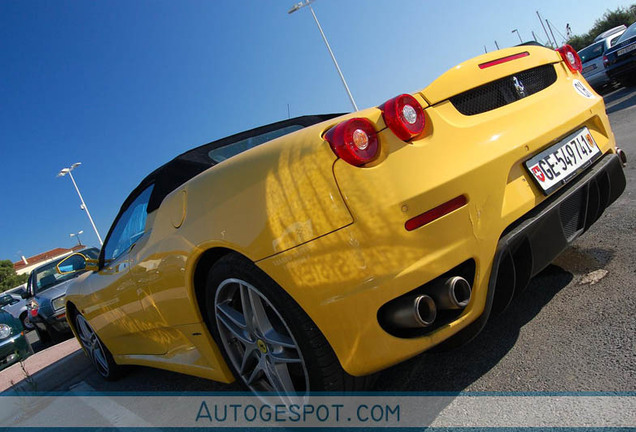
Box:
[324,118,379,166]
[381,94,425,141]
[557,45,582,73]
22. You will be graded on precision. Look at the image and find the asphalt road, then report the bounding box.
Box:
[7,86,636,394]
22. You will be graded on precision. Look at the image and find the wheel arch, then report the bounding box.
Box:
[65,301,80,337]
[192,247,241,324]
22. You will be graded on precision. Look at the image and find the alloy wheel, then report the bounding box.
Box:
[214,278,309,398]
[76,315,110,377]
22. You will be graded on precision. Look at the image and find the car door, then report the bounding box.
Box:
[84,184,166,355]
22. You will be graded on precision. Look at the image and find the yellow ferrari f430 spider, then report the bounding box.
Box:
[63,44,626,395]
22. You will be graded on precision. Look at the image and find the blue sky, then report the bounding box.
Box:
[0,0,633,262]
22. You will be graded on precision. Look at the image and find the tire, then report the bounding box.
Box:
[20,312,34,331]
[204,254,374,396]
[34,325,52,346]
[48,326,69,344]
[619,75,636,87]
[75,314,123,381]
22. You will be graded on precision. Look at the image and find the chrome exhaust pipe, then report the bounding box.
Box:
[382,294,437,328]
[617,148,627,167]
[427,276,472,310]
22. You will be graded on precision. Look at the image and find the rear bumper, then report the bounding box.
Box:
[455,153,626,345]
[606,59,636,80]
[583,69,610,89]
[32,312,71,334]
[495,153,625,289]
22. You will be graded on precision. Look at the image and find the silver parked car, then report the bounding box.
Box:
[579,29,626,91]
[0,293,33,331]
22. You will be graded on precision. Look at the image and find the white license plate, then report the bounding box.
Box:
[582,64,596,73]
[525,128,601,195]
[617,43,636,56]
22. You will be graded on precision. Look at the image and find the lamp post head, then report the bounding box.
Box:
[288,0,313,14]
[57,162,82,177]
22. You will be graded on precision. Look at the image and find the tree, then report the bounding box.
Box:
[0,260,28,293]
[567,5,636,51]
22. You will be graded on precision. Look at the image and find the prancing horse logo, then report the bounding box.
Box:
[512,76,527,98]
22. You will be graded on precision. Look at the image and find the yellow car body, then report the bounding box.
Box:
[65,45,626,389]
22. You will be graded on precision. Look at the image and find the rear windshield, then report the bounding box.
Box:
[208,125,303,163]
[616,23,636,44]
[578,41,605,62]
[609,34,622,47]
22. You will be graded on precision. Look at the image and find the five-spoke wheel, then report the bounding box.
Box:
[206,254,372,396]
[214,278,309,396]
[75,314,121,380]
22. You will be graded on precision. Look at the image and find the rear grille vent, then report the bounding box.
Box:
[450,64,557,116]
[559,188,585,240]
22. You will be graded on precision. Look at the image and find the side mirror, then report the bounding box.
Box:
[56,252,98,275]
[85,258,99,272]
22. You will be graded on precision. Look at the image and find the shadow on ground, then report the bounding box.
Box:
[375,264,574,391]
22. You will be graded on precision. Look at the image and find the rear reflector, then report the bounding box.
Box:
[405,196,467,231]
[479,52,529,69]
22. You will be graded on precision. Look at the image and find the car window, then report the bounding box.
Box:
[616,23,636,44]
[103,184,154,262]
[609,35,622,47]
[0,295,15,307]
[208,125,304,163]
[28,248,100,295]
[578,42,605,62]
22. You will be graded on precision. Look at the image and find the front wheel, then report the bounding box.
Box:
[75,314,123,381]
[20,312,34,331]
[205,254,373,396]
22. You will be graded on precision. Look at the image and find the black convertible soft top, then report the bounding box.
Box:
[131,114,342,214]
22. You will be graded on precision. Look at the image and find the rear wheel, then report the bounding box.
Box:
[20,312,34,331]
[205,254,373,397]
[619,75,636,87]
[75,314,122,380]
[34,325,52,346]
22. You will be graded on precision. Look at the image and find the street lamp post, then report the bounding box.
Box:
[70,230,84,246]
[512,29,523,44]
[57,163,103,246]
[288,0,359,111]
